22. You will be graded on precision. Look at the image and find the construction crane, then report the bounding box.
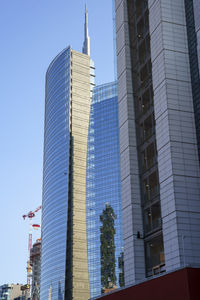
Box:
[22,205,42,288]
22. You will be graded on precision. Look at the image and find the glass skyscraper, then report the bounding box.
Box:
[86,82,124,298]
[40,8,95,300]
[40,47,71,300]
[40,46,94,300]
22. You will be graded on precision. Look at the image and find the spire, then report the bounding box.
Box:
[82,4,90,56]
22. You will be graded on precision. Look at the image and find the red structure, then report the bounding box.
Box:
[22,205,42,286]
[94,268,200,300]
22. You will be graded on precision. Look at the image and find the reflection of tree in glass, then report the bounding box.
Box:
[100,203,117,294]
[118,252,124,287]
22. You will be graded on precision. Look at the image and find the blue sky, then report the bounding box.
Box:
[0,0,114,285]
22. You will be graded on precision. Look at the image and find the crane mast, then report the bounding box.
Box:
[23,205,42,289]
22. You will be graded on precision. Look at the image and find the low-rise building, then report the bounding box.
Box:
[30,239,41,300]
[0,284,23,300]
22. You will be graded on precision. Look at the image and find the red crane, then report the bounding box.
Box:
[23,205,42,287]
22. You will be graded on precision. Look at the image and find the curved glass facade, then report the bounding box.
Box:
[86,82,124,298]
[40,47,71,300]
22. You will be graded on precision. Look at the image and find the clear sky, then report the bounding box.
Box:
[0,0,114,285]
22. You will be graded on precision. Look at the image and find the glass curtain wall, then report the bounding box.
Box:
[86,82,124,298]
[185,0,200,163]
[40,47,71,300]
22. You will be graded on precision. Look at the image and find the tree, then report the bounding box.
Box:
[100,204,116,293]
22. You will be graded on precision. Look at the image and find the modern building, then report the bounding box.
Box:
[40,8,95,300]
[115,0,200,287]
[86,82,124,298]
[0,284,23,300]
[30,239,41,300]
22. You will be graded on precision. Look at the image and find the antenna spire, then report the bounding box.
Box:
[82,4,90,56]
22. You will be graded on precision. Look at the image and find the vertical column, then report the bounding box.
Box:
[115,0,145,285]
[149,0,200,271]
[71,50,91,300]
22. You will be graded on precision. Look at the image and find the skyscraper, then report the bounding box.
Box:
[115,0,200,287]
[86,82,124,298]
[40,9,95,300]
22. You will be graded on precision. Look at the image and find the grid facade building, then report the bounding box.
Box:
[86,82,123,298]
[115,0,200,286]
[40,46,94,300]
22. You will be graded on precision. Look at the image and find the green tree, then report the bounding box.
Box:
[100,204,116,293]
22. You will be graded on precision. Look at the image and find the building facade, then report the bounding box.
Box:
[86,82,124,298]
[0,284,23,300]
[30,239,41,300]
[40,45,94,300]
[40,7,95,300]
[115,0,200,286]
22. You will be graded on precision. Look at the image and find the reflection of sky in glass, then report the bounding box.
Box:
[86,82,123,298]
[194,0,200,159]
[193,0,200,73]
[186,0,200,160]
[40,47,70,300]
[193,0,200,30]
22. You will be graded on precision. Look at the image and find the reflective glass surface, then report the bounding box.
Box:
[185,0,200,162]
[193,0,200,31]
[86,82,123,298]
[193,0,200,160]
[40,47,71,300]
